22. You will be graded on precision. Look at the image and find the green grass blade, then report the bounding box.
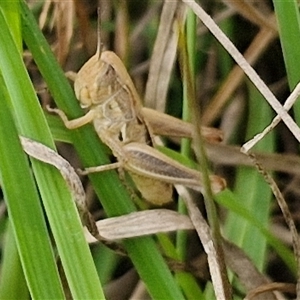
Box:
[92,245,120,285]
[0,3,105,299]
[0,77,64,299]
[224,82,275,271]
[177,7,195,262]
[0,223,30,299]
[0,0,21,48]
[273,0,300,90]
[272,0,300,123]
[216,190,296,275]
[20,2,185,299]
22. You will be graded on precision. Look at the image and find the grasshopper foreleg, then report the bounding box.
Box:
[47,105,95,129]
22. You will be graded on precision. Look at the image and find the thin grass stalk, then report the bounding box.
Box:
[177,7,196,263]
[178,22,232,299]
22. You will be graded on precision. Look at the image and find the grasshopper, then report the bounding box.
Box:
[48,33,226,205]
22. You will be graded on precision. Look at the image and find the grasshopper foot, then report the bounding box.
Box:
[46,105,69,121]
[77,162,123,176]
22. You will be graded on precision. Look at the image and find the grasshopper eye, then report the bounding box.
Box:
[77,86,92,108]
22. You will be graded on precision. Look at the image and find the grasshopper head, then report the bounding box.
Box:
[74,54,112,109]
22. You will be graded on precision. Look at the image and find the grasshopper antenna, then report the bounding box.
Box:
[96,7,102,60]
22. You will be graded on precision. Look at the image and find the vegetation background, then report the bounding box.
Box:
[0,0,299,299]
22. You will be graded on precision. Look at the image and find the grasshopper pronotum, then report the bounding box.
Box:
[48,24,226,205]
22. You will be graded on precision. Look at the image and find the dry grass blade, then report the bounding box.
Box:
[20,137,85,208]
[245,282,296,300]
[222,240,278,300]
[114,0,128,61]
[197,6,235,36]
[85,209,194,242]
[38,1,74,65]
[183,0,300,143]
[244,153,300,299]
[73,0,96,56]
[242,82,300,152]
[206,143,300,175]
[202,22,277,125]
[144,1,185,111]
[38,0,51,29]
[222,0,277,31]
[54,1,74,65]
[20,136,99,240]
[176,186,232,300]
[130,2,162,45]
